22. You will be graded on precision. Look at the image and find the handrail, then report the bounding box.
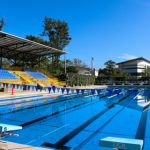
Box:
[14,71,33,84]
[2,66,66,86]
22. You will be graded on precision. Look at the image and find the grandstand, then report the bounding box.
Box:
[0,68,20,84]
[0,31,67,91]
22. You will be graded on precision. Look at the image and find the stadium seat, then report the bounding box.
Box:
[25,70,50,84]
[0,68,19,84]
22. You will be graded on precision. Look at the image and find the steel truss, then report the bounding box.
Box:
[0,31,67,70]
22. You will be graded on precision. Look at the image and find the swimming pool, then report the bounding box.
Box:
[1,86,150,150]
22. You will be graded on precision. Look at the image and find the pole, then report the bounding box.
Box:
[22,59,24,71]
[52,54,54,71]
[0,48,2,68]
[91,57,94,75]
[91,57,92,69]
[91,57,94,69]
[39,56,40,71]
[12,84,13,95]
[65,47,67,73]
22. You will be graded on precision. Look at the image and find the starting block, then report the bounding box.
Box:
[0,124,22,139]
[99,137,143,150]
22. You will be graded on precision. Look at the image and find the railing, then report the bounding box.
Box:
[0,78,21,84]
[14,71,33,84]
[2,66,66,86]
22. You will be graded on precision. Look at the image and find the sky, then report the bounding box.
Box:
[1,0,150,69]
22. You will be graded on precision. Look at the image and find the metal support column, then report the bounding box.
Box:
[0,48,2,68]
[39,56,41,71]
[52,54,54,71]
[55,54,57,68]
[54,54,55,68]
[65,47,67,73]
[22,53,25,71]
[15,56,16,66]
[22,60,24,71]
[57,54,58,69]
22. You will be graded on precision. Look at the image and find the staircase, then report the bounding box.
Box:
[14,71,34,84]
[3,66,66,86]
[36,81,45,87]
[39,69,66,86]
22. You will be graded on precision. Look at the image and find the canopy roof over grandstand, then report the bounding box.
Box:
[0,31,67,62]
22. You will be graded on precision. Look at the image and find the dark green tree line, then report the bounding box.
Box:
[98,60,131,78]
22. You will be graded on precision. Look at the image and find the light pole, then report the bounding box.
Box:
[65,47,67,73]
[91,57,94,75]
[91,57,94,69]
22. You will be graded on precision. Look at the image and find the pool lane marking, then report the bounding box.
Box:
[73,93,139,150]
[0,88,123,116]
[41,93,131,149]
[19,93,112,128]
[0,93,91,115]
[108,92,123,98]
[11,90,126,131]
[18,95,100,127]
[135,96,150,150]
[26,124,69,145]
[1,96,99,129]
[6,90,128,130]
[11,91,118,135]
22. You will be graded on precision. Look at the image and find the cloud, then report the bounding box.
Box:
[118,54,137,60]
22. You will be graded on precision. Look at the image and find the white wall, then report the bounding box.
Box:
[118,59,150,76]
[91,69,99,77]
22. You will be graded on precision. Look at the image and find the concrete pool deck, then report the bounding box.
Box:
[0,85,107,99]
[0,84,149,100]
[0,90,50,100]
[0,140,51,150]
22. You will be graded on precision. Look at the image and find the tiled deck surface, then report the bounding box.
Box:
[0,140,51,150]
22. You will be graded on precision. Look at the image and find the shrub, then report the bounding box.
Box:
[66,73,95,86]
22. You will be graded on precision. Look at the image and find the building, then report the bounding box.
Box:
[78,67,99,77]
[91,68,99,77]
[116,57,150,76]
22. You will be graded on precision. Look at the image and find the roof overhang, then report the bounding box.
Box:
[116,57,150,65]
[0,31,68,62]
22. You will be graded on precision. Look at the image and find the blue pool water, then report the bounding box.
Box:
[0,86,150,150]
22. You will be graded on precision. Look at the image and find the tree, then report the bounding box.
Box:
[0,17,6,31]
[98,60,116,77]
[99,60,127,78]
[98,68,109,76]
[104,60,116,72]
[66,66,78,73]
[26,35,50,46]
[142,68,150,77]
[72,58,88,69]
[2,58,11,66]
[59,59,73,68]
[40,17,72,50]
[110,68,123,77]
[26,17,72,73]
